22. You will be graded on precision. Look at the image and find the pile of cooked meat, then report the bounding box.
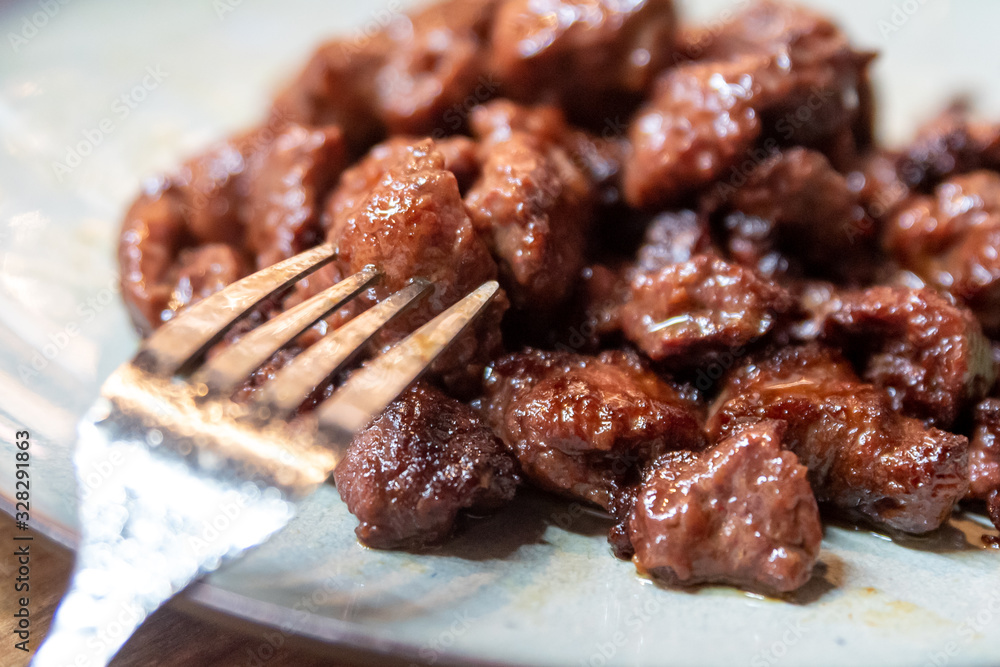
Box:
[117,0,1000,594]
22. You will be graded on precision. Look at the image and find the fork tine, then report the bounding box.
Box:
[258,279,431,418]
[190,266,381,396]
[135,243,338,376]
[315,280,500,444]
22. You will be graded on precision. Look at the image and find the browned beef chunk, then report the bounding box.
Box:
[629,420,822,594]
[707,344,969,534]
[328,138,507,394]
[323,135,478,241]
[119,181,191,333]
[688,0,873,160]
[118,131,265,333]
[468,98,625,203]
[246,124,346,269]
[884,171,1000,335]
[119,124,350,334]
[897,103,1000,191]
[989,492,1000,536]
[624,57,768,208]
[713,148,878,282]
[176,135,254,243]
[820,286,995,428]
[970,399,1000,503]
[334,383,520,549]
[624,1,871,208]
[464,101,595,311]
[483,349,704,512]
[490,0,676,122]
[273,0,499,148]
[374,0,499,135]
[620,254,792,365]
[271,39,387,152]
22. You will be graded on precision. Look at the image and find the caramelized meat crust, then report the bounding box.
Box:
[329,138,507,394]
[624,1,872,208]
[884,171,1000,336]
[490,0,676,120]
[334,383,521,549]
[483,349,704,512]
[708,344,969,534]
[620,254,792,365]
[464,101,596,311]
[714,147,877,282]
[629,420,822,594]
[820,286,995,428]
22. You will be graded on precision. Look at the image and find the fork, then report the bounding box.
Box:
[31,243,499,667]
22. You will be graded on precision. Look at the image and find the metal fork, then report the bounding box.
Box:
[32,243,499,667]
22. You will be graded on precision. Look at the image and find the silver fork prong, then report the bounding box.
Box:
[135,243,338,377]
[315,280,500,443]
[258,279,432,419]
[190,266,381,397]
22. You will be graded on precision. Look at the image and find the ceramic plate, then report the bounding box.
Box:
[2,1,1000,665]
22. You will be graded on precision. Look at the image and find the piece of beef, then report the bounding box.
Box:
[328,138,507,394]
[629,420,822,594]
[884,171,1000,335]
[712,147,879,282]
[119,180,193,333]
[483,348,704,512]
[620,254,792,366]
[687,0,873,161]
[334,383,521,549]
[624,56,768,208]
[820,286,995,428]
[490,0,676,124]
[897,102,1000,191]
[624,1,871,208]
[970,399,1000,502]
[464,101,595,311]
[118,131,263,333]
[707,343,969,534]
[271,39,388,152]
[246,124,346,269]
[272,0,499,149]
[374,0,500,135]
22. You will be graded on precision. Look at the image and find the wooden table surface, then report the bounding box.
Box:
[0,511,367,667]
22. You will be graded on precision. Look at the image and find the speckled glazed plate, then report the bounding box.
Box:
[2,1,1000,665]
